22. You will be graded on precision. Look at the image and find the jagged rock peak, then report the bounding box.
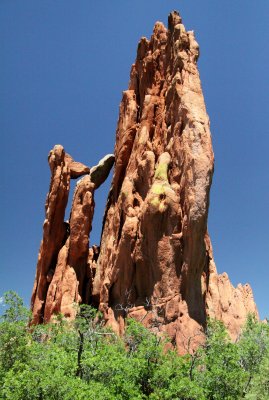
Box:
[31,146,114,324]
[31,12,258,353]
[91,11,258,351]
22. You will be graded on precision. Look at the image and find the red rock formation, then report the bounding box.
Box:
[43,174,95,321]
[31,145,114,323]
[91,11,258,349]
[205,236,258,340]
[31,12,258,351]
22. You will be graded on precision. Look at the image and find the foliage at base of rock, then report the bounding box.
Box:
[0,292,268,400]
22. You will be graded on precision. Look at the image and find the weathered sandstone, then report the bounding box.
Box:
[31,145,114,323]
[91,11,258,348]
[205,235,258,340]
[31,12,258,351]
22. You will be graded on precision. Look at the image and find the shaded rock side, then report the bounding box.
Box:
[92,11,258,349]
[31,145,114,323]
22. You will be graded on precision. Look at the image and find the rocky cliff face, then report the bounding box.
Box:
[31,145,114,324]
[205,235,258,341]
[31,11,258,350]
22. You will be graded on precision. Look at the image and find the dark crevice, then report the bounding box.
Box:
[149,124,155,141]
[133,197,140,208]
[100,186,113,241]
[117,211,124,244]
[179,117,187,136]
[39,299,46,323]
[108,283,115,308]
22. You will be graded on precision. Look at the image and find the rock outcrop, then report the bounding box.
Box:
[31,145,114,323]
[205,236,258,341]
[91,11,258,349]
[31,11,258,350]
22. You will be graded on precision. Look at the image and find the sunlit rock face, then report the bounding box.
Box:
[31,11,258,352]
[31,145,114,324]
[92,11,258,350]
[205,235,258,341]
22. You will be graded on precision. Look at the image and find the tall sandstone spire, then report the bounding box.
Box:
[31,11,258,351]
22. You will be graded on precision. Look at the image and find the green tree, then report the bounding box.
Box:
[0,291,31,385]
[245,353,269,400]
[238,315,269,397]
[1,291,268,400]
[196,319,245,400]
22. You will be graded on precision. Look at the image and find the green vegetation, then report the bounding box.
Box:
[154,162,169,181]
[0,291,268,400]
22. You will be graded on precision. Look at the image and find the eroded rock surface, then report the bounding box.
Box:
[31,145,114,323]
[91,11,258,349]
[31,12,258,351]
[204,236,258,341]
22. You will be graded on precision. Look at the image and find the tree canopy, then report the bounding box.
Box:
[0,291,268,400]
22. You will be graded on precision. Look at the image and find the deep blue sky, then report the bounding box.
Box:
[1,1,268,319]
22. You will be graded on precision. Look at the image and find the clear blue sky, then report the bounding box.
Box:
[1,1,268,319]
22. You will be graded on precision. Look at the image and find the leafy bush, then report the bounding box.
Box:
[0,291,268,399]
